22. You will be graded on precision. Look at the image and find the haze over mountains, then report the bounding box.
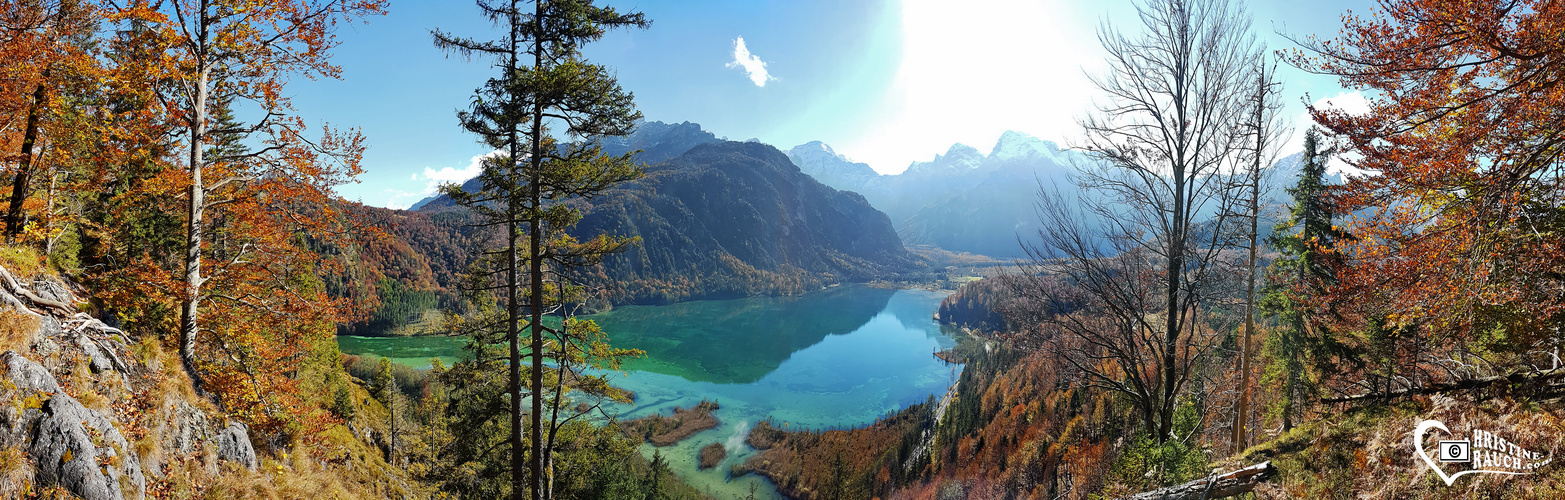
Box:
[404,120,1330,282]
[789,131,1081,258]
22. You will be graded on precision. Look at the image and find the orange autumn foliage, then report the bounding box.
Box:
[1293,0,1565,357]
[88,0,385,440]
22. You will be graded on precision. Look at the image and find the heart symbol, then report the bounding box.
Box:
[1414,420,1461,486]
[1414,419,1535,486]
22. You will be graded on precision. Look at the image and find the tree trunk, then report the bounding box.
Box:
[1116,461,1276,500]
[1321,367,1565,404]
[180,61,211,394]
[6,75,48,242]
[506,2,526,499]
[1234,69,1266,452]
[527,3,547,499]
[1161,161,1186,444]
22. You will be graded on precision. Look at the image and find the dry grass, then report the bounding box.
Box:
[197,430,434,500]
[0,309,38,354]
[0,245,45,280]
[620,400,721,447]
[0,445,31,499]
[1228,395,1565,499]
[698,442,726,470]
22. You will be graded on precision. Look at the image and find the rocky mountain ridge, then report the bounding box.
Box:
[790,132,1330,258]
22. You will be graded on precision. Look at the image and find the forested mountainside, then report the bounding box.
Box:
[319,205,484,336]
[572,141,917,304]
[334,133,919,334]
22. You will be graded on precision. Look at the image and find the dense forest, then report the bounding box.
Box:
[1,0,1563,499]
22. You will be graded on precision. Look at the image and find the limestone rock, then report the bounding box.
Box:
[31,278,74,306]
[30,393,147,500]
[3,351,145,500]
[215,421,259,470]
[3,350,60,393]
[164,400,211,456]
[75,334,114,373]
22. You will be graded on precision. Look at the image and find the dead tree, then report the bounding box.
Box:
[1016,0,1262,444]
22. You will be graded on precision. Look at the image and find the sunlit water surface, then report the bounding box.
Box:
[338,286,960,498]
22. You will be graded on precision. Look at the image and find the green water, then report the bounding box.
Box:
[337,285,960,498]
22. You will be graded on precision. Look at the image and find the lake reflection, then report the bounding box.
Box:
[337,286,959,498]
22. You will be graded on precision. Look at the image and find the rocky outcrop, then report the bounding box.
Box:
[3,349,59,393]
[215,421,259,470]
[0,271,238,499]
[30,390,146,500]
[2,351,145,500]
[161,400,211,457]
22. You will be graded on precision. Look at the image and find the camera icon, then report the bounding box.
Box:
[1439,440,1471,462]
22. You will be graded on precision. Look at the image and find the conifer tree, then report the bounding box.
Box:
[433,1,648,498]
[1261,127,1351,430]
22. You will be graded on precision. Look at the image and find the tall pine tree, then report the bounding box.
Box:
[1261,127,1352,430]
[433,1,648,498]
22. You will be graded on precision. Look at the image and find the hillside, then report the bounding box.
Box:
[729,331,1565,500]
[335,128,921,335]
[0,260,429,499]
[573,141,917,304]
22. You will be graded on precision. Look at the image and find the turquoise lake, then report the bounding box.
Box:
[336,286,961,498]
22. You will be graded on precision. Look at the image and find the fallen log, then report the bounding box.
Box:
[0,263,73,313]
[1116,461,1276,500]
[1321,368,1565,404]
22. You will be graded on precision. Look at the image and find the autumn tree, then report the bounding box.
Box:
[432,1,648,498]
[1292,0,1565,381]
[113,0,384,396]
[0,0,100,244]
[1016,0,1261,445]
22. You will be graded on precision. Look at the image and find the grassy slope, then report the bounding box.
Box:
[1223,394,1565,499]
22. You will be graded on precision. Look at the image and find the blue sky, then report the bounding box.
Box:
[290,0,1372,209]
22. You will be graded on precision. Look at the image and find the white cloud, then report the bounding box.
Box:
[385,150,504,208]
[726,36,775,87]
[1286,91,1372,177]
[382,189,422,210]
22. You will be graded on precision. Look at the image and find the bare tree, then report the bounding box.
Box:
[1227,59,1288,452]
[1014,0,1260,444]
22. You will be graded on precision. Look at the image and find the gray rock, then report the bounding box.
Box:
[75,334,114,374]
[38,314,61,339]
[33,336,58,357]
[214,421,258,470]
[32,278,74,306]
[2,350,60,393]
[3,351,145,500]
[0,288,26,311]
[29,393,146,500]
[145,399,211,478]
[165,401,210,456]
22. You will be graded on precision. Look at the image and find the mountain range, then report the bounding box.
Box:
[342,120,1330,334]
[790,132,1337,259]
[789,131,1080,258]
[345,122,914,335]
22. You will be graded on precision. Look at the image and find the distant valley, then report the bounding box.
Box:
[342,120,1325,336]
